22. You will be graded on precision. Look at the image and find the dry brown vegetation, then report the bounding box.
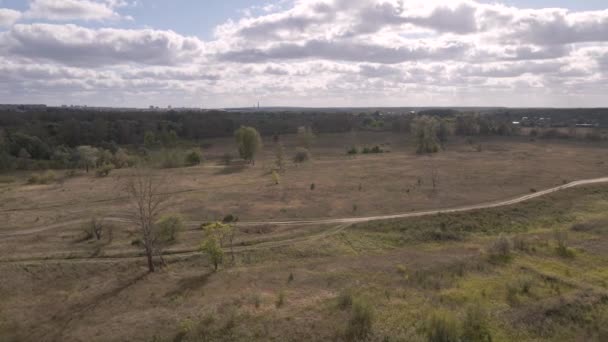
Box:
[2,133,608,341]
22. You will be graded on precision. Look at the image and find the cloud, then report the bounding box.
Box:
[504,9,608,45]
[2,24,205,67]
[218,39,470,64]
[0,8,21,27]
[1,0,608,107]
[25,0,129,21]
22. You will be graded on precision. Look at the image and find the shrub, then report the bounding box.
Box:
[462,304,493,342]
[160,150,181,169]
[27,170,56,184]
[222,214,239,224]
[272,170,280,185]
[185,149,203,166]
[426,310,460,342]
[310,183,315,190]
[275,290,285,308]
[84,217,104,240]
[347,147,358,155]
[337,290,353,310]
[96,163,115,177]
[488,234,512,263]
[293,148,310,163]
[554,228,575,258]
[345,301,374,341]
[156,214,184,243]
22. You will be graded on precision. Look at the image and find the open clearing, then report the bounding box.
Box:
[2,134,608,341]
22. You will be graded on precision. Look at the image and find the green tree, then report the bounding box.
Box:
[144,131,158,149]
[77,146,99,173]
[200,222,230,271]
[297,126,315,149]
[411,116,440,154]
[272,170,280,185]
[235,126,263,164]
[274,142,285,172]
[156,214,184,243]
[185,149,203,166]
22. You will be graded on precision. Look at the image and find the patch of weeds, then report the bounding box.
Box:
[275,290,285,308]
[462,303,493,342]
[506,276,535,306]
[251,293,262,309]
[425,309,460,342]
[554,228,575,258]
[396,264,408,278]
[487,234,513,264]
[337,290,353,310]
[344,300,374,341]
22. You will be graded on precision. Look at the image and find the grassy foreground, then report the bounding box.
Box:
[3,185,608,341]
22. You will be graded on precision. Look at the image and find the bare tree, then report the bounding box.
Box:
[124,168,170,272]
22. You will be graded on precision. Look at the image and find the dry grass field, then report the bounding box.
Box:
[2,133,608,341]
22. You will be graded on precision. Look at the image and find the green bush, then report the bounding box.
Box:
[160,150,182,169]
[426,310,460,342]
[95,163,115,177]
[185,149,203,166]
[27,170,56,184]
[462,304,493,342]
[347,147,358,155]
[345,301,374,341]
[156,214,184,243]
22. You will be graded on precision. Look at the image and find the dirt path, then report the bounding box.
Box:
[3,176,608,238]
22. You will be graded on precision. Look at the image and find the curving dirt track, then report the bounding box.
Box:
[3,176,608,238]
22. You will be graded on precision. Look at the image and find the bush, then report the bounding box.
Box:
[426,310,460,342]
[159,150,182,169]
[345,301,374,341]
[337,290,353,310]
[293,148,310,163]
[185,149,203,166]
[488,234,512,262]
[96,163,115,177]
[27,170,56,184]
[554,228,575,258]
[347,147,358,155]
[462,304,493,342]
[275,290,285,308]
[272,170,280,185]
[156,214,184,243]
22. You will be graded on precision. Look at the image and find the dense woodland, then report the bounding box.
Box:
[0,107,604,172]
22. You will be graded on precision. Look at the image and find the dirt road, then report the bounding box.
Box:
[2,176,608,238]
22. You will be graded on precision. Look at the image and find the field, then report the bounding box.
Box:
[2,132,608,341]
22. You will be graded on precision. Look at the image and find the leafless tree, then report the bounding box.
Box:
[124,168,170,272]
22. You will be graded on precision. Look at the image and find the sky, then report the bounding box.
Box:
[0,1,607,108]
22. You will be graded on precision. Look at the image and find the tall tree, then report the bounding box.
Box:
[124,168,170,272]
[411,116,440,154]
[235,126,263,164]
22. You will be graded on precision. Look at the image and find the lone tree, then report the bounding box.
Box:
[124,168,171,272]
[200,221,232,271]
[274,142,285,172]
[297,126,315,149]
[77,145,99,173]
[412,116,440,154]
[235,126,263,164]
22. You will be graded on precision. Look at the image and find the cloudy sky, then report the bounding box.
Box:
[0,0,607,108]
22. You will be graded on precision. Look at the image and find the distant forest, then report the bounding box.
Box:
[0,107,606,172]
